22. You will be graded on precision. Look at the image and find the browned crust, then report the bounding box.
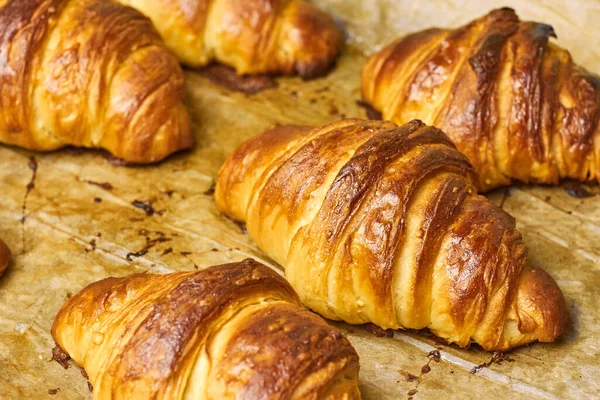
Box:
[110,259,301,388]
[362,7,600,191]
[215,124,313,222]
[0,238,10,278]
[408,174,471,322]
[280,0,343,79]
[299,121,473,312]
[213,303,359,399]
[51,259,360,398]
[362,28,444,102]
[505,22,556,166]
[516,267,571,343]
[215,118,570,351]
[0,0,192,163]
[256,120,399,222]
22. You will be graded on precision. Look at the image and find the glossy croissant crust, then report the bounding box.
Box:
[51,259,361,400]
[115,0,342,78]
[0,0,193,163]
[362,8,600,191]
[0,238,10,278]
[215,119,570,351]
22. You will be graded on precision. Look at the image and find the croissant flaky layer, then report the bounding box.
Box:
[51,259,361,400]
[362,8,600,191]
[0,238,10,278]
[0,0,193,163]
[115,0,342,78]
[215,119,570,351]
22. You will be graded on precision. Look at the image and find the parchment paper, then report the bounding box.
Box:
[1,0,599,398]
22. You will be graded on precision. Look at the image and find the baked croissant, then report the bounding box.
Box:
[362,8,600,191]
[0,238,10,278]
[215,119,570,351]
[0,0,193,163]
[114,0,342,78]
[51,258,361,399]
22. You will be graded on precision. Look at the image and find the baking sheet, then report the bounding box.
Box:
[1,0,599,398]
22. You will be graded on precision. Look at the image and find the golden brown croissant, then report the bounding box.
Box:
[362,8,600,191]
[114,0,342,78]
[0,238,10,278]
[0,0,193,163]
[52,258,361,399]
[215,119,570,351]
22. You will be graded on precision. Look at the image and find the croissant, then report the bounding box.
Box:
[114,0,342,78]
[215,119,570,351]
[0,0,193,163]
[51,258,361,399]
[362,8,600,191]
[0,238,10,278]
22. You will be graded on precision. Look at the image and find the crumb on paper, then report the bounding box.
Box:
[15,323,29,334]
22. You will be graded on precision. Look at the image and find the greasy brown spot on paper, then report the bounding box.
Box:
[20,156,37,252]
[232,220,247,234]
[84,239,96,252]
[356,100,383,120]
[564,181,594,198]
[203,181,216,196]
[364,323,394,338]
[471,352,514,374]
[51,345,70,369]
[126,236,171,261]
[83,180,113,190]
[131,200,160,216]
[180,251,199,270]
[428,350,441,362]
[399,370,419,382]
[200,63,278,94]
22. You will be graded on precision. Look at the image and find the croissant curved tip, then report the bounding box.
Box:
[279,1,343,79]
[515,267,571,343]
[115,105,194,164]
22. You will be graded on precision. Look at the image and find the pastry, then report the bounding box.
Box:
[0,0,193,163]
[362,8,600,191]
[215,119,570,351]
[52,259,361,399]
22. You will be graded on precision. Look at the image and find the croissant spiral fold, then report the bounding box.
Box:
[362,8,600,191]
[215,119,570,351]
[114,0,343,78]
[51,259,361,400]
[0,0,193,163]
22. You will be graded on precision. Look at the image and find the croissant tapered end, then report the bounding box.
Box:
[215,124,313,222]
[0,0,193,164]
[277,0,343,79]
[51,259,361,399]
[469,267,570,352]
[361,7,600,191]
[515,267,570,344]
[0,239,10,278]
